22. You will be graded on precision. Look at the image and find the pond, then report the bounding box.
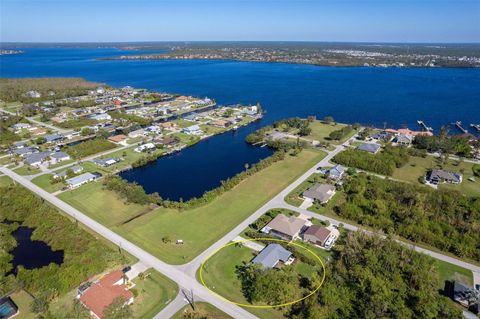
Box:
[8,226,64,275]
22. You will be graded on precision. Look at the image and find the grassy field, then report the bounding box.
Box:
[198,245,285,319]
[58,182,149,227]
[112,149,325,264]
[9,290,35,319]
[13,165,41,176]
[31,173,64,193]
[0,175,13,187]
[392,155,480,196]
[130,269,179,319]
[172,302,233,319]
[307,121,357,145]
[94,146,166,171]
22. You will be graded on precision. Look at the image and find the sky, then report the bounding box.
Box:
[1,0,479,43]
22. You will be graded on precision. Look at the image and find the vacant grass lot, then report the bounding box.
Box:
[115,149,326,264]
[307,121,357,145]
[131,269,179,319]
[13,165,41,176]
[32,173,64,193]
[58,182,148,226]
[0,175,13,187]
[172,302,232,319]
[392,155,480,196]
[198,245,285,319]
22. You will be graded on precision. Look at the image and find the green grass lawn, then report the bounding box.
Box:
[48,159,75,169]
[172,302,232,319]
[198,245,285,319]
[31,173,65,193]
[434,259,473,289]
[130,268,179,319]
[9,290,35,319]
[307,121,357,145]
[13,165,41,176]
[58,182,149,226]
[0,175,13,187]
[95,146,166,171]
[392,155,480,196]
[114,149,326,264]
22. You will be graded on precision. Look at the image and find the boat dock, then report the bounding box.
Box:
[470,124,480,132]
[453,121,468,134]
[417,120,433,132]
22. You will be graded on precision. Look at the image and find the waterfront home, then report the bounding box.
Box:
[134,143,156,153]
[327,165,345,180]
[88,113,112,121]
[66,172,101,189]
[182,125,203,136]
[93,158,120,167]
[155,137,178,147]
[303,225,338,248]
[394,134,413,146]
[44,134,64,144]
[211,119,233,128]
[261,214,307,241]
[303,183,336,204]
[252,244,294,269]
[63,130,81,140]
[78,270,134,319]
[356,142,381,154]
[144,125,161,134]
[385,128,433,137]
[53,165,83,179]
[371,130,394,142]
[128,129,145,138]
[426,169,462,185]
[108,134,128,145]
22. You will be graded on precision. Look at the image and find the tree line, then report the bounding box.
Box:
[333,145,410,176]
[336,174,480,261]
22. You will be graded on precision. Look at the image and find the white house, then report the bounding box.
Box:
[88,113,112,121]
[182,125,203,136]
[134,143,156,153]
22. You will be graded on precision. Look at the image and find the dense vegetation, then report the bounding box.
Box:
[333,145,410,176]
[336,174,480,260]
[109,111,153,126]
[0,78,100,103]
[64,138,117,159]
[0,185,126,298]
[245,117,313,144]
[413,134,473,158]
[291,232,462,319]
[328,125,355,141]
[57,118,96,129]
[0,115,24,145]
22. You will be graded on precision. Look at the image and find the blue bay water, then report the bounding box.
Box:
[1,48,479,200]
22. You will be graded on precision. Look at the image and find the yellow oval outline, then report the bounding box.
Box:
[199,237,326,308]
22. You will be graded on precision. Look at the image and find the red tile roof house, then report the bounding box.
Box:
[78,270,134,319]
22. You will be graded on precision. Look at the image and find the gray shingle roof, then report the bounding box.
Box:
[303,183,336,203]
[25,151,50,165]
[357,142,381,153]
[252,244,292,268]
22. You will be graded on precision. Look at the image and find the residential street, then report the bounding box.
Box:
[2,133,480,319]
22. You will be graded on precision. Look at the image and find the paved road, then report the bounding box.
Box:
[3,130,480,318]
[0,166,259,319]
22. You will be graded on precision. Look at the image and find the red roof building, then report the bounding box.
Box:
[79,270,134,319]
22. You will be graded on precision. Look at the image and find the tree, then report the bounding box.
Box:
[323,116,334,124]
[80,127,94,136]
[30,295,49,314]
[35,137,47,145]
[103,297,132,319]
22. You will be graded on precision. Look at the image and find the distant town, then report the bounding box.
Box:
[102,42,480,68]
